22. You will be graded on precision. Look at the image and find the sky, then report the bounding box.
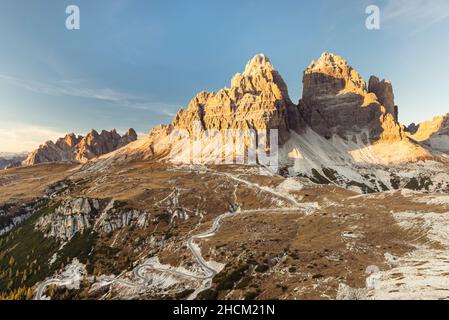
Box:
[1,0,449,152]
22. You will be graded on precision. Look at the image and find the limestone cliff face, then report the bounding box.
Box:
[23,129,137,166]
[34,198,150,241]
[95,52,434,167]
[172,54,300,144]
[299,52,403,143]
[74,129,137,163]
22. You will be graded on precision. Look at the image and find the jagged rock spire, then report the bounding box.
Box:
[173,54,300,143]
[22,128,138,165]
[300,51,403,142]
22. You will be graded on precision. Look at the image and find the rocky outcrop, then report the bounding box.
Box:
[299,52,403,142]
[35,198,150,241]
[95,52,433,168]
[173,54,300,144]
[406,123,419,134]
[411,115,449,141]
[0,197,48,236]
[93,200,150,234]
[74,129,137,163]
[35,198,100,241]
[368,76,398,121]
[411,114,449,153]
[23,128,137,166]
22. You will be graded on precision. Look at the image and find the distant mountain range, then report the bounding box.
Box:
[3,52,449,300]
[0,152,28,170]
[21,129,137,166]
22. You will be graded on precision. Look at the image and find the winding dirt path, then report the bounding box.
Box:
[35,170,304,300]
[35,210,236,300]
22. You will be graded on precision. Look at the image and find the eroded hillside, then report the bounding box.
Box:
[2,161,449,300]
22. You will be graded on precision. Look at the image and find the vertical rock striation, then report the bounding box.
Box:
[172,54,301,144]
[299,52,403,143]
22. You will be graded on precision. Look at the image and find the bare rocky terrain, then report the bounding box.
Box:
[2,52,449,300]
[2,160,449,300]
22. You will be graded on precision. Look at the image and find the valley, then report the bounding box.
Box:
[2,159,449,300]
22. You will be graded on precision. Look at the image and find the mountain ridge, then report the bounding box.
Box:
[22,128,137,166]
[14,52,449,193]
[99,52,436,166]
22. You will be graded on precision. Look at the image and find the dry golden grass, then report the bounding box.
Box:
[0,163,77,204]
[3,160,449,300]
[195,185,441,299]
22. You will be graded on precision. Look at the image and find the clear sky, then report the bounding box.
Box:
[1,0,449,152]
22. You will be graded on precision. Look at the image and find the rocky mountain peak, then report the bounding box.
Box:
[173,54,299,144]
[303,52,367,97]
[411,114,449,140]
[119,128,138,147]
[368,76,397,121]
[104,52,433,167]
[300,52,403,142]
[0,152,27,170]
[22,128,138,166]
[230,53,290,100]
[88,129,100,137]
[242,53,273,76]
[59,133,82,149]
[123,128,137,138]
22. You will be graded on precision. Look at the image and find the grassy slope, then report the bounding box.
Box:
[0,204,60,293]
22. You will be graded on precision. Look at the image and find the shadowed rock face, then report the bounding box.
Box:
[299,52,403,142]
[406,123,419,135]
[22,128,137,166]
[368,76,397,121]
[172,54,301,144]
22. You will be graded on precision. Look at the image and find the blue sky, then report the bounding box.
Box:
[1,0,449,152]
